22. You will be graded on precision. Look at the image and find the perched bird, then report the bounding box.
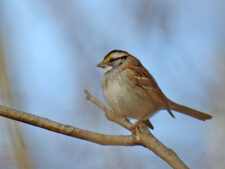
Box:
[97,50,212,130]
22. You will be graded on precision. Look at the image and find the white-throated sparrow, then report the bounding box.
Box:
[97,50,212,129]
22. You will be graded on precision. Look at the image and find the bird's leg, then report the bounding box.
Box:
[131,116,145,132]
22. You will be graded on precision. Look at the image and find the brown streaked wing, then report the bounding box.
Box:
[124,64,160,91]
[124,64,175,118]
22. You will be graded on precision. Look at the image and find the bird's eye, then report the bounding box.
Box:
[122,56,127,60]
[109,58,114,62]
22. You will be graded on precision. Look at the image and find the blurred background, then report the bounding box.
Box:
[0,0,224,169]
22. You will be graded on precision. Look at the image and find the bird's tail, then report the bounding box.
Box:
[168,99,212,120]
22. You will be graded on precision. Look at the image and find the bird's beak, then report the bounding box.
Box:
[97,61,107,68]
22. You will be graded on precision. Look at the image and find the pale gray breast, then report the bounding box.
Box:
[102,70,127,115]
[101,70,160,119]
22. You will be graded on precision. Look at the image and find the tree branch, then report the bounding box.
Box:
[0,104,134,146]
[0,90,189,169]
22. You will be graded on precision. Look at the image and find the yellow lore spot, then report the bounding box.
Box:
[103,55,112,62]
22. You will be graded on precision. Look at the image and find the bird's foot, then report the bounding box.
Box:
[131,118,143,133]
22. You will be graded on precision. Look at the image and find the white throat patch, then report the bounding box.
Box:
[104,66,112,73]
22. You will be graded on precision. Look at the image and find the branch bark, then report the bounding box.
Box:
[0,90,189,169]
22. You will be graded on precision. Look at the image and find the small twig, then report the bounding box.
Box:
[85,90,132,131]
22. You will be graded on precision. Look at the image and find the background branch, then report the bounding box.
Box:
[0,90,189,169]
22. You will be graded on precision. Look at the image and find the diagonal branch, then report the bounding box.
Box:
[85,90,189,169]
[0,90,189,169]
[84,90,133,131]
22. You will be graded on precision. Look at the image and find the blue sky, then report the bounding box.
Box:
[0,1,219,169]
